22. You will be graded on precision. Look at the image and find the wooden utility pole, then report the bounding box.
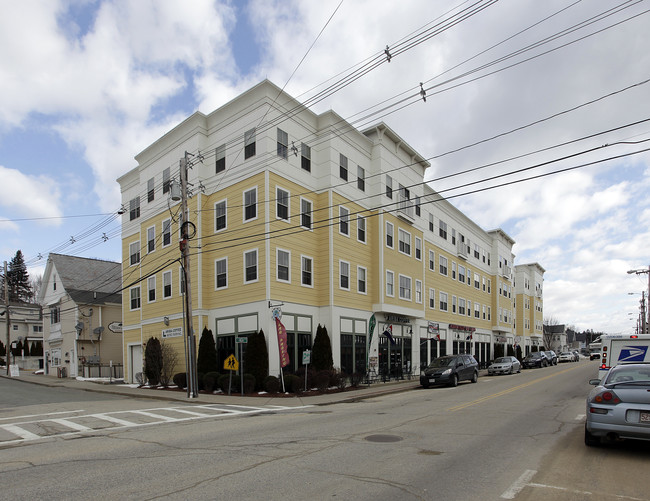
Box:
[180,154,198,398]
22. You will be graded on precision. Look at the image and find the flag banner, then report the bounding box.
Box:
[367,314,376,368]
[275,317,290,368]
[436,334,441,341]
[382,324,396,345]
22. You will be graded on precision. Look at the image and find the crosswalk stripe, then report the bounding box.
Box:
[89,414,138,427]
[2,424,41,441]
[49,418,92,432]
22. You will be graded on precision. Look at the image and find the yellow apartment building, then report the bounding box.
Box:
[118,80,544,383]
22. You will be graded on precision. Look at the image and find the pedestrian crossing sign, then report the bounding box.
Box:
[224,354,239,371]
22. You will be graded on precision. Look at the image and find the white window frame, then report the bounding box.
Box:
[415,237,422,261]
[277,128,288,159]
[215,199,227,232]
[300,198,312,230]
[163,270,172,299]
[415,279,422,304]
[399,274,412,301]
[439,255,448,276]
[357,265,367,294]
[339,260,350,290]
[339,206,350,236]
[357,216,366,243]
[215,257,228,290]
[357,165,365,191]
[244,249,258,284]
[147,225,155,253]
[386,270,394,297]
[386,221,394,249]
[130,286,141,311]
[429,288,435,309]
[162,218,171,247]
[439,291,448,312]
[276,187,290,221]
[398,228,411,256]
[277,248,291,283]
[243,187,257,222]
[301,255,313,288]
[147,276,156,303]
[429,250,435,272]
[129,241,140,266]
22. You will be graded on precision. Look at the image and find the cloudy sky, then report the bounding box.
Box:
[1,0,649,334]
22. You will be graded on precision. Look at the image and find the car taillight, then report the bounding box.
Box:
[593,390,621,404]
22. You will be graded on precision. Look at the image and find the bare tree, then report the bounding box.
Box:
[160,341,179,388]
[543,316,561,350]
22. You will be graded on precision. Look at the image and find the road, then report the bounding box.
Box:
[1,361,648,500]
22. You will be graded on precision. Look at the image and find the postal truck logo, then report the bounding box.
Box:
[618,345,649,362]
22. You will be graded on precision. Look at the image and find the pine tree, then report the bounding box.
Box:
[244,329,268,391]
[197,326,218,375]
[6,251,33,303]
[312,324,333,371]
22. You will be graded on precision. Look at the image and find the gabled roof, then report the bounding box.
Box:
[45,253,122,305]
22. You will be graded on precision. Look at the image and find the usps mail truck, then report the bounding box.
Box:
[598,334,650,379]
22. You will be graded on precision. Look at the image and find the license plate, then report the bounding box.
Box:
[641,412,650,423]
[429,378,436,383]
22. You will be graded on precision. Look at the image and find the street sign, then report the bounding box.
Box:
[235,337,248,343]
[224,354,239,371]
[302,350,311,364]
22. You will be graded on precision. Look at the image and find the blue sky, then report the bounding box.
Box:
[1,0,649,334]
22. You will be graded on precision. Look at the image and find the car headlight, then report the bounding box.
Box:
[441,368,451,376]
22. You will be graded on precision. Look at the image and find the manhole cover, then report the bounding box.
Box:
[364,434,403,443]
[418,449,443,456]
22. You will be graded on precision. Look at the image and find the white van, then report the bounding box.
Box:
[598,334,650,380]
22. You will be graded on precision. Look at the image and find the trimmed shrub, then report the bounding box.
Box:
[350,372,364,387]
[242,373,256,394]
[197,327,218,375]
[144,337,163,386]
[284,374,302,394]
[218,373,239,393]
[264,375,280,393]
[314,370,331,391]
[197,373,205,391]
[173,372,187,389]
[332,370,347,391]
[312,324,333,371]
[244,329,269,391]
[203,371,220,392]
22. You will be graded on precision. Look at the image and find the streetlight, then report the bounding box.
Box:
[627,267,650,334]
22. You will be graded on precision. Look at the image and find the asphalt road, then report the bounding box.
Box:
[1,361,648,500]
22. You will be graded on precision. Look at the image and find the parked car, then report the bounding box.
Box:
[488,356,521,375]
[558,352,575,363]
[544,350,558,365]
[585,363,650,446]
[420,354,479,388]
[572,351,581,361]
[522,351,549,368]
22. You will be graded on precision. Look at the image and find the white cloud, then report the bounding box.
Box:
[0,165,62,221]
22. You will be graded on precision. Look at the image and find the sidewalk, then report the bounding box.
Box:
[3,370,423,407]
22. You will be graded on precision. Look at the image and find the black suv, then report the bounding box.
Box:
[544,350,558,365]
[420,354,479,388]
[522,351,549,368]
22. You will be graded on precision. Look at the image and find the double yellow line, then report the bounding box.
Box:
[447,365,583,412]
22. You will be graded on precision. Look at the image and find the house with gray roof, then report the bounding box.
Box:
[38,253,123,378]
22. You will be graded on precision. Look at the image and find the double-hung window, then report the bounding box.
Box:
[339,154,348,181]
[215,258,227,289]
[163,271,172,298]
[215,200,227,231]
[357,166,365,191]
[439,292,448,311]
[386,270,394,297]
[339,207,349,236]
[276,187,289,221]
[163,167,170,194]
[398,229,411,255]
[439,256,448,276]
[439,220,447,240]
[357,216,366,243]
[301,198,312,229]
[386,222,394,248]
[147,178,154,203]
[415,280,422,303]
[415,237,422,260]
[244,128,256,159]
[429,250,435,271]
[399,274,412,300]
[148,276,156,302]
[358,266,367,294]
[162,218,171,247]
[386,175,393,199]
[301,256,313,286]
[244,188,257,221]
[429,288,435,309]
[147,226,155,253]
[215,144,226,173]
[129,197,140,221]
[340,261,350,290]
[244,250,258,283]
[129,241,140,266]
[277,249,290,282]
[301,143,311,171]
[130,287,141,310]
[277,128,288,159]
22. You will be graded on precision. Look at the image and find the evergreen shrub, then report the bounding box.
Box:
[264,375,280,393]
[173,372,187,389]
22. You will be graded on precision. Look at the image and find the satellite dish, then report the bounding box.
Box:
[75,322,84,331]
[93,326,104,335]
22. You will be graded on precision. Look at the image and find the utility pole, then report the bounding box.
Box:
[628,266,650,334]
[180,153,198,398]
[3,261,10,375]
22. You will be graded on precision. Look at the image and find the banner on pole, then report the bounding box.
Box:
[275,317,290,368]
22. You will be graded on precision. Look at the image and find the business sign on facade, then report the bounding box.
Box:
[162,327,183,339]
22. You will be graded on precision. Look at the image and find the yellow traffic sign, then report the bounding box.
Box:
[224,354,239,371]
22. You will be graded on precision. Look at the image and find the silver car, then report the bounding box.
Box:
[487,356,521,375]
[585,363,650,446]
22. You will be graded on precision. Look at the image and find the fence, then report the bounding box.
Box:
[82,363,124,379]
